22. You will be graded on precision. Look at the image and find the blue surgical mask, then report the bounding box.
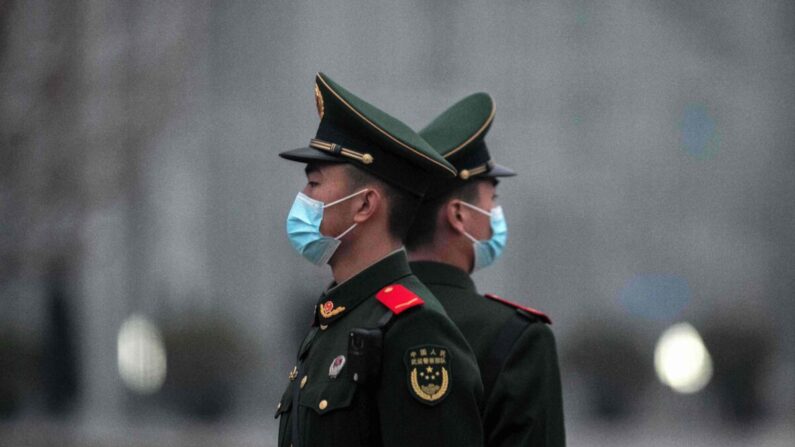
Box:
[285,189,368,265]
[460,202,508,272]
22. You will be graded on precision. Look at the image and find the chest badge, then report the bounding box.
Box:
[319,300,346,319]
[405,346,451,405]
[329,355,346,379]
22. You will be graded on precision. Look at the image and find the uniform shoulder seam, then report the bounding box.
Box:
[484,293,552,324]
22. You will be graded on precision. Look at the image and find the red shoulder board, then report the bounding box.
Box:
[485,293,552,324]
[376,284,425,315]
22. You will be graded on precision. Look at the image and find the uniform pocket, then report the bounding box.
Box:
[299,379,357,415]
[299,380,365,445]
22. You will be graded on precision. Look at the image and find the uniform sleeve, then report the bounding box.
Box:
[484,322,566,447]
[376,309,484,446]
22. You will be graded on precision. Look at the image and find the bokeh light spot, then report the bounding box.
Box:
[654,322,713,394]
[117,314,167,395]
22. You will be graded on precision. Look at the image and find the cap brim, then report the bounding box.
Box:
[279,146,344,164]
[482,162,516,177]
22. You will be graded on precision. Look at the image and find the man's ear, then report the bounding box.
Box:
[352,188,381,224]
[444,200,467,234]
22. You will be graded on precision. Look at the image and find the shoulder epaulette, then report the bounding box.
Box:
[485,293,552,324]
[376,284,425,315]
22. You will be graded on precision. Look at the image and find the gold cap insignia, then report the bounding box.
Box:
[405,345,451,405]
[314,84,324,119]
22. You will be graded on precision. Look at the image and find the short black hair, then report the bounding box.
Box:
[404,181,481,251]
[343,164,421,243]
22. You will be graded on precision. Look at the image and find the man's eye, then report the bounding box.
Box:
[308,181,319,187]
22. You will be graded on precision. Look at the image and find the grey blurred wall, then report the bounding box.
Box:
[2,0,794,445]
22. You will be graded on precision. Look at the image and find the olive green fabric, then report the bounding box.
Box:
[279,73,456,196]
[318,74,453,174]
[410,261,565,447]
[419,92,494,157]
[276,251,484,447]
[419,93,515,187]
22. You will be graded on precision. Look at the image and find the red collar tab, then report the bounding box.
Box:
[485,293,552,324]
[376,284,424,315]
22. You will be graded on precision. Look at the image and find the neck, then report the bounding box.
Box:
[329,227,402,284]
[408,237,472,273]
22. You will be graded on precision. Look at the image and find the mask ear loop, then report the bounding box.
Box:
[458,200,492,217]
[323,189,369,209]
[461,230,479,244]
[334,223,358,240]
[326,189,369,240]
[457,200,490,243]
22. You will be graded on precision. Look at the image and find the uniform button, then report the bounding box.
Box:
[276,402,281,410]
[318,399,328,410]
[300,375,308,389]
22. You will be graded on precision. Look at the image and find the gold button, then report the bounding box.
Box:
[300,375,308,389]
[318,399,328,410]
[362,153,374,164]
[460,169,471,180]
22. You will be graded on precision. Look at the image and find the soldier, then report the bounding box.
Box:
[406,93,566,446]
[275,73,484,447]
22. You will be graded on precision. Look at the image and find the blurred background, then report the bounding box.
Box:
[1,0,794,446]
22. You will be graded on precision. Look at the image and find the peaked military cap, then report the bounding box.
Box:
[279,73,457,197]
[419,93,515,196]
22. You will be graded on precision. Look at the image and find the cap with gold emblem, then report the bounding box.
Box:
[418,93,515,196]
[279,72,457,197]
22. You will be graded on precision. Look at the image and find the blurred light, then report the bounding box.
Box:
[654,322,713,394]
[680,103,719,159]
[619,274,690,321]
[117,314,167,394]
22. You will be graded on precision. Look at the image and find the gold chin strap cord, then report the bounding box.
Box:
[459,161,493,180]
[309,139,374,165]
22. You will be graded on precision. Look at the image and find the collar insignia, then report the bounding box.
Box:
[319,300,346,319]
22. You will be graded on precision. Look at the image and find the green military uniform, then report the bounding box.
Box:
[276,73,484,446]
[409,93,566,446]
[411,262,564,447]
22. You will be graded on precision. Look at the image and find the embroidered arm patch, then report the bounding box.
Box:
[405,345,451,406]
